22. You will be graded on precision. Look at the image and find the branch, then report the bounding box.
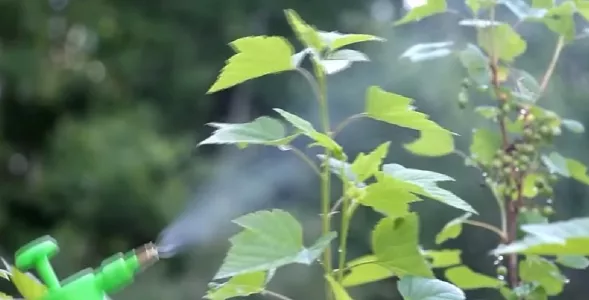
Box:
[539,36,565,94]
[463,220,507,241]
[263,290,295,300]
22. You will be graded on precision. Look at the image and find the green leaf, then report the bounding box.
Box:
[10,267,48,300]
[423,249,462,268]
[492,217,589,256]
[400,42,454,62]
[372,214,434,277]
[470,128,502,165]
[522,173,544,198]
[382,164,476,214]
[0,292,12,300]
[361,173,421,218]
[556,255,589,269]
[541,152,570,176]
[284,9,324,52]
[404,130,455,157]
[273,108,343,153]
[207,36,295,93]
[198,117,292,146]
[566,158,589,185]
[466,0,497,15]
[317,31,385,51]
[561,119,585,133]
[474,106,500,119]
[325,275,354,300]
[445,265,505,290]
[513,69,542,103]
[351,142,390,182]
[502,0,548,19]
[319,49,370,75]
[532,0,554,9]
[342,255,394,287]
[477,24,527,62]
[577,1,589,22]
[205,272,266,300]
[435,213,472,244]
[519,256,566,296]
[398,276,465,300]
[365,86,448,132]
[539,2,576,41]
[458,44,491,87]
[519,208,548,225]
[214,209,337,279]
[394,0,447,26]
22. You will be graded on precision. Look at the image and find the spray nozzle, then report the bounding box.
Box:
[135,242,160,270]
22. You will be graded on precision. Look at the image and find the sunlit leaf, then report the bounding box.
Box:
[198,117,292,146]
[342,255,393,287]
[477,24,527,62]
[372,214,434,277]
[435,213,472,244]
[400,42,454,62]
[566,158,589,185]
[561,119,585,133]
[317,31,385,51]
[361,173,421,218]
[537,2,576,41]
[325,275,354,300]
[398,276,465,300]
[205,272,266,300]
[319,49,370,75]
[555,255,589,269]
[10,266,48,300]
[273,109,343,153]
[207,36,295,93]
[214,209,337,279]
[541,152,569,176]
[351,142,390,182]
[492,217,589,256]
[445,265,505,289]
[423,249,462,268]
[522,173,545,198]
[470,128,502,165]
[395,0,447,26]
[577,1,589,22]
[365,86,448,132]
[404,129,455,157]
[284,9,323,52]
[532,0,554,9]
[382,164,476,214]
[519,256,566,296]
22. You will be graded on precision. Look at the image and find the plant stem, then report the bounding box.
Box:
[463,220,507,241]
[337,197,351,282]
[263,290,295,300]
[539,36,565,93]
[289,145,321,177]
[332,113,364,138]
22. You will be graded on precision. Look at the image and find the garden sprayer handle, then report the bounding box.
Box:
[15,235,61,289]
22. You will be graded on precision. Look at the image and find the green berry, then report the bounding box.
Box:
[539,125,551,135]
[524,128,534,138]
[549,174,559,183]
[542,205,555,216]
[534,180,544,189]
[496,265,508,275]
[551,127,562,136]
[492,159,503,168]
[501,155,513,164]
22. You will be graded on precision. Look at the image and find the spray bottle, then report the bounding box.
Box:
[13,235,160,300]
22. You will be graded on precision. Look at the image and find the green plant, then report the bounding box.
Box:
[200,2,589,300]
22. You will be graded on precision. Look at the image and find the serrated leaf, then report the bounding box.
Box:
[423,249,462,268]
[361,173,421,218]
[395,0,447,26]
[365,86,448,132]
[398,276,465,300]
[577,1,589,22]
[470,128,502,165]
[435,213,472,244]
[317,31,385,51]
[207,36,295,93]
[273,108,342,153]
[342,255,393,287]
[474,106,500,119]
[404,129,455,157]
[492,217,589,255]
[284,9,323,52]
[477,24,527,62]
[205,272,266,300]
[541,152,570,177]
[319,49,370,75]
[372,214,434,277]
[458,44,491,87]
[538,2,576,41]
[10,266,48,300]
[325,275,353,300]
[556,255,589,269]
[400,42,454,62]
[198,117,292,146]
[566,158,589,185]
[351,142,390,182]
[214,209,337,279]
[445,265,505,289]
[382,164,476,214]
[519,256,566,296]
[561,119,585,133]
